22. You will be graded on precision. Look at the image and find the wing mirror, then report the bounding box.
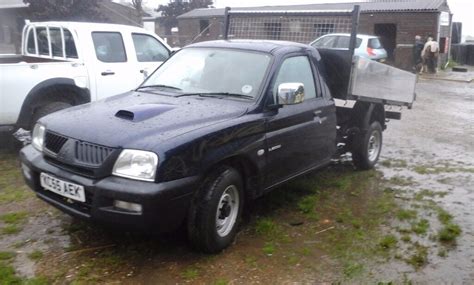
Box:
[277,83,305,105]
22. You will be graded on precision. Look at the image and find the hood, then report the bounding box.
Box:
[42,91,249,149]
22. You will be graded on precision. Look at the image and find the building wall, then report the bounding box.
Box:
[178,10,452,70]
[0,8,28,54]
[178,17,224,47]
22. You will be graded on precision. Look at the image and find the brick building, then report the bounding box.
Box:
[177,0,452,70]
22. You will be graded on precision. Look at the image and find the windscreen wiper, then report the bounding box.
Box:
[136,84,182,91]
[176,92,254,100]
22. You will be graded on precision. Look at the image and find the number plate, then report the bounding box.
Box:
[40,173,86,202]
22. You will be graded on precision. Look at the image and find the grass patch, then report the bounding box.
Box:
[437,208,453,225]
[0,263,22,284]
[181,267,199,280]
[406,244,428,268]
[255,218,278,237]
[262,242,275,255]
[401,235,411,242]
[0,212,28,224]
[438,223,461,242]
[0,251,16,261]
[297,195,318,218]
[2,224,21,235]
[381,159,408,168]
[396,209,418,221]
[411,219,430,235]
[413,164,474,175]
[343,262,364,279]
[414,189,448,201]
[379,235,397,250]
[387,176,415,186]
[27,250,44,261]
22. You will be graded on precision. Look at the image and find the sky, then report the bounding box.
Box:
[129,0,474,39]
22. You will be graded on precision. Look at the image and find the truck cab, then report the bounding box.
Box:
[0,21,172,132]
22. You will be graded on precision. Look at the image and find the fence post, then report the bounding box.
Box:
[349,5,360,56]
[223,7,231,40]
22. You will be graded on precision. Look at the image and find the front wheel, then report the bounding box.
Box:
[352,121,383,170]
[187,166,243,253]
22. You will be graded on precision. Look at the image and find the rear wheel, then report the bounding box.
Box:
[187,166,243,253]
[352,121,383,170]
[30,102,72,129]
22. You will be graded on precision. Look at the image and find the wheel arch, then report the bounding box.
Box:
[203,154,262,202]
[16,78,90,128]
[352,101,386,132]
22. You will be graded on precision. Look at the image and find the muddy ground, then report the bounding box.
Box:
[0,70,473,284]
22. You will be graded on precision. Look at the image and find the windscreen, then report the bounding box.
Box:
[143,48,272,98]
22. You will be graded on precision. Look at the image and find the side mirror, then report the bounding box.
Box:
[277,83,305,105]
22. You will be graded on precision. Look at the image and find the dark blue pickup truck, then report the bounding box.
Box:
[19,40,415,253]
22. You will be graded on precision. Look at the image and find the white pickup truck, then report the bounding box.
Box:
[0,21,173,133]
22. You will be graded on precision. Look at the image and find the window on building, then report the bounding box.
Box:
[92,32,127,62]
[314,23,335,38]
[273,56,317,100]
[199,19,210,34]
[132,33,169,62]
[264,22,281,40]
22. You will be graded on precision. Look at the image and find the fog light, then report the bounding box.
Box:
[113,200,142,213]
[21,163,32,180]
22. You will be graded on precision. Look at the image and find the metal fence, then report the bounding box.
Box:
[224,7,359,46]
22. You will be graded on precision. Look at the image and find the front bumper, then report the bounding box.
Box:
[20,145,199,232]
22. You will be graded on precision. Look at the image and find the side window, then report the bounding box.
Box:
[36,27,49,56]
[334,36,350,48]
[49,27,63,57]
[64,29,78,58]
[92,32,127,62]
[131,33,169,62]
[273,56,317,100]
[26,28,36,54]
[311,36,337,48]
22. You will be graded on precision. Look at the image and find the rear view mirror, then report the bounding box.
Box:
[277,83,305,105]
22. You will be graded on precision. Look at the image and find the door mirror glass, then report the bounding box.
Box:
[277,83,305,105]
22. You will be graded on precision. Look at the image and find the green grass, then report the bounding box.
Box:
[2,224,21,235]
[437,208,453,224]
[213,278,229,285]
[414,190,448,201]
[27,250,44,261]
[255,217,278,237]
[0,212,28,224]
[262,242,275,255]
[396,209,418,221]
[343,262,364,279]
[181,267,199,280]
[379,235,398,250]
[297,195,318,217]
[438,223,461,242]
[387,176,415,186]
[411,219,430,235]
[401,235,411,243]
[413,164,474,175]
[381,159,408,168]
[0,251,16,261]
[0,263,22,284]
[406,244,428,268]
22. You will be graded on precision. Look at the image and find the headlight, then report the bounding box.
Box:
[112,149,158,182]
[32,123,46,152]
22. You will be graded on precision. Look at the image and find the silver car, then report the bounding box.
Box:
[310,33,388,61]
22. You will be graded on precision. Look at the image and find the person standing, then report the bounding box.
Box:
[413,35,424,74]
[422,36,439,74]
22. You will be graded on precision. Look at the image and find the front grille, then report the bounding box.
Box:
[75,141,114,166]
[45,132,68,154]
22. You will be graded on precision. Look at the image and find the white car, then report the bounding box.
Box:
[310,33,388,61]
[0,21,173,132]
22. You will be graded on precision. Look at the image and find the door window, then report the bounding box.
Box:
[64,29,78,58]
[92,32,127,62]
[273,56,317,100]
[311,35,337,48]
[132,33,169,62]
[49,28,63,57]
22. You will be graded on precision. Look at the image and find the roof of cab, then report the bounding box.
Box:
[186,40,312,54]
[27,21,145,33]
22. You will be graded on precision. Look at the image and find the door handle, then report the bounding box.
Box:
[313,110,322,116]
[101,71,115,76]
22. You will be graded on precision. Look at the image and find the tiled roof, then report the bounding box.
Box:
[177,0,448,19]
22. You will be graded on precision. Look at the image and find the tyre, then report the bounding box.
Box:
[30,102,72,129]
[187,166,243,253]
[352,121,383,170]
